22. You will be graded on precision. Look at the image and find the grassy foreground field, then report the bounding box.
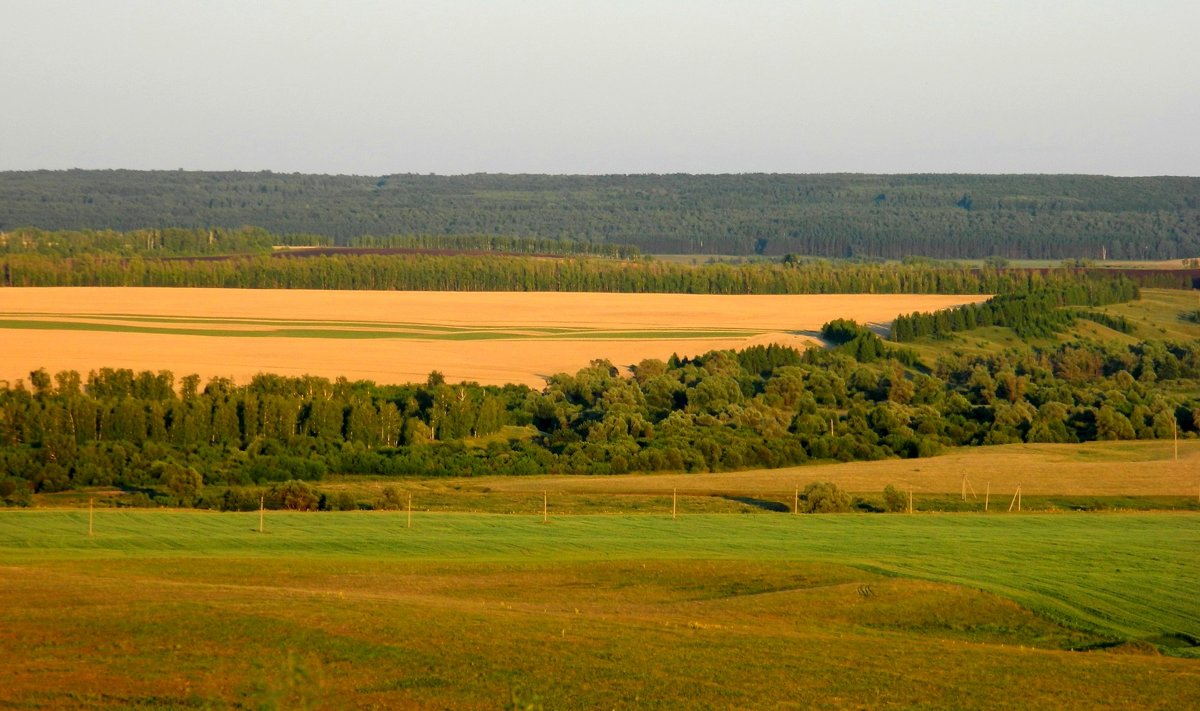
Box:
[1,511,1196,709]
[0,287,988,386]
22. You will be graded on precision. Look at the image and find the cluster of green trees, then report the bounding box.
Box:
[890,278,1141,341]
[0,248,1146,296]
[820,319,917,364]
[4,334,1200,508]
[1072,310,1136,334]
[2,171,1198,259]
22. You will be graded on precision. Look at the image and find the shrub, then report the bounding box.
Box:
[377,485,405,511]
[821,319,867,345]
[152,461,203,503]
[216,487,263,512]
[798,481,852,513]
[266,480,319,511]
[0,477,32,507]
[882,484,908,512]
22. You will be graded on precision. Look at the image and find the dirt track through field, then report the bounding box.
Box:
[0,288,988,386]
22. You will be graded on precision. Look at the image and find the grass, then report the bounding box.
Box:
[418,439,1200,500]
[1099,288,1200,341]
[43,438,1200,520]
[0,510,1196,708]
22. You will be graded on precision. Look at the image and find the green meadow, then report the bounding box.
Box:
[1,510,1196,708]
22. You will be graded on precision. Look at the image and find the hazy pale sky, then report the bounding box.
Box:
[2,0,1197,176]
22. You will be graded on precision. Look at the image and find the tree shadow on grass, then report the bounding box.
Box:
[714,494,790,513]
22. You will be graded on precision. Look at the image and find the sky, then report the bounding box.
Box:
[2,0,1197,176]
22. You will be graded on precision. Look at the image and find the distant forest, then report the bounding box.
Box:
[1,171,1198,260]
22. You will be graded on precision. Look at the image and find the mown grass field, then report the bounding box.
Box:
[193,439,1198,522]
[0,510,1196,709]
[409,439,1200,499]
[39,439,1200,517]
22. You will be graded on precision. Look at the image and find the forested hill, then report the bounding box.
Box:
[1,171,1198,260]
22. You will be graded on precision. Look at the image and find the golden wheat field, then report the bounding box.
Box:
[0,287,989,387]
[453,440,1200,498]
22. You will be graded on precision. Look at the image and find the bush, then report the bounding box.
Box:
[820,319,866,345]
[120,492,156,508]
[265,480,319,511]
[882,484,908,513]
[377,485,405,511]
[152,461,203,503]
[32,463,71,493]
[0,477,32,507]
[797,481,852,513]
[216,487,263,512]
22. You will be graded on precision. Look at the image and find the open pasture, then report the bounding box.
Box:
[274,440,1200,522]
[444,440,1200,500]
[0,511,1196,709]
[36,439,1200,515]
[0,287,988,387]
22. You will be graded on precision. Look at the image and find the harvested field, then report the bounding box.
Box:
[0,287,988,387]
[449,440,1200,498]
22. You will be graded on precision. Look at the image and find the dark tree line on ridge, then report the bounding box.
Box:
[2,171,1198,259]
[0,227,639,259]
[4,334,1200,509]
